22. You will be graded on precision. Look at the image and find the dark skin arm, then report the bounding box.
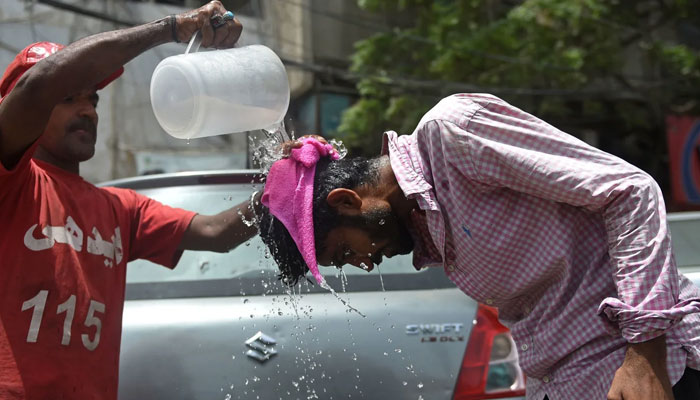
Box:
[608,335,673,400]
[0,0,241,169]
[180,192,263,252]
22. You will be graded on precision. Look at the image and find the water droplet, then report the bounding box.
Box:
[243,299,249,304]
[417,382,424,389]
[402,381,408,386]
[378,219,385,225]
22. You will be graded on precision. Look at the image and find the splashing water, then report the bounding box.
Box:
[245,125,375,392]
[340,269,348,293]
[265,121,292,143]
[285,284,302,320]
[328,138,348,159]
[237,207,257,228]
[251,123,349,173]
[249,122,291,173]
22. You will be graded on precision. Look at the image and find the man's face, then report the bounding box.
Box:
[40,89,99,162]
[317,202,414,272]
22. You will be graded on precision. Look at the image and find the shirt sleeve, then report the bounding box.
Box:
[422,94,700,343]
[104,187,197,269]
[0,140,39,179]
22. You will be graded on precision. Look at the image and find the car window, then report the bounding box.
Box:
[668,214,700,268]
[126,184,417,284]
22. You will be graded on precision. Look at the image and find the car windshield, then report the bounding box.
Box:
[125,183,417,284]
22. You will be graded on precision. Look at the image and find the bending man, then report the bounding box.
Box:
[259,93,700,399]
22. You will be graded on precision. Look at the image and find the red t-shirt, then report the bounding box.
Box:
[0,144,196,399]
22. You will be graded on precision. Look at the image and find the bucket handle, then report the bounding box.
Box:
[185,31,202,55]
[184,12,235,55]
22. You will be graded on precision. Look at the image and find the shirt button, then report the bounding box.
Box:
[447,264,455,272]
[542,375,550,383]
[520,344,528,351]
[485,299,493,305]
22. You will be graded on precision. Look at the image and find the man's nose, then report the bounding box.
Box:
[77,101,98,123]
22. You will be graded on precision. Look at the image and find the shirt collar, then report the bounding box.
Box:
[407,208,444,270]
[382,131,444,269]
[382,131,439,212]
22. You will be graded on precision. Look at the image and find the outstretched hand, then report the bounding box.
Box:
[174,1,243,48]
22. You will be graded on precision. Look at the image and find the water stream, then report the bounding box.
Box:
[237,127,431,397]
[320,281,366,318]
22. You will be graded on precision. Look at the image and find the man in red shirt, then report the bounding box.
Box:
[0,2,260,398]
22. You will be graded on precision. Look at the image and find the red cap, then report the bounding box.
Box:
[0,41,124,101]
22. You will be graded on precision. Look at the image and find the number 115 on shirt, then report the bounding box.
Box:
[22,290,105,351]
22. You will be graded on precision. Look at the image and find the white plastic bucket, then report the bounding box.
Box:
[150,37,290,139]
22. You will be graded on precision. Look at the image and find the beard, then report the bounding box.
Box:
[343,204,415,257]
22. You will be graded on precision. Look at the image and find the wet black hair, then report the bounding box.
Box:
[258,156,383,285]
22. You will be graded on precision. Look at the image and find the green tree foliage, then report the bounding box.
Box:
[337,0,700,183]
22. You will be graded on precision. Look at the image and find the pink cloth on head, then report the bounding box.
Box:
[261,137,339,286]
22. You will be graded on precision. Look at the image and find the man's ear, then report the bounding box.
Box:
[326,188,363,215]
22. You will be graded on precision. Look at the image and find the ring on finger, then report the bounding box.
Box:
[211,11,234,29]
[210,14,224,28]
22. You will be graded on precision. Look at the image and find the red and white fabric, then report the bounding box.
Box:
[0,142,195,399]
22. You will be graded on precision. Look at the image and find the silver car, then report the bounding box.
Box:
[105,171,699,399]
[668,211,700,287]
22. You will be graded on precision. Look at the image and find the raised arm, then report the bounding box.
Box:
[0,0,241,169]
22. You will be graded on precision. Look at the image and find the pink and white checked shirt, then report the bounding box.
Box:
[384,94,700,400]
